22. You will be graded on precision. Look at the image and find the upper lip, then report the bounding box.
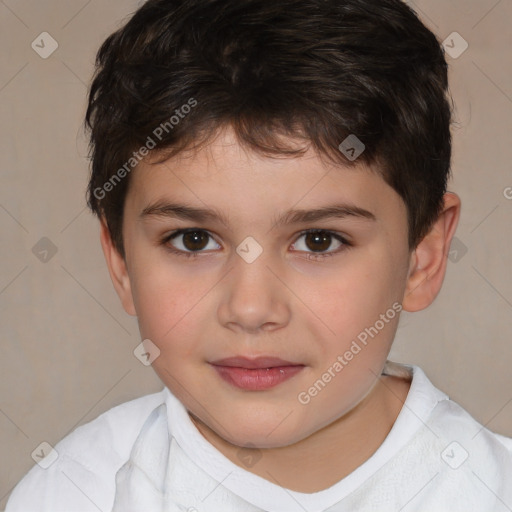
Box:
[209,356,304,369]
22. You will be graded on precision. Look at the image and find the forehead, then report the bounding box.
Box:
[126,127,406,227]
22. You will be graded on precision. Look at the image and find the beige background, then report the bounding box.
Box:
[1,0,511,507]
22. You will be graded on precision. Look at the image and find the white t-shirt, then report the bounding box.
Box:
[6,362,512,512]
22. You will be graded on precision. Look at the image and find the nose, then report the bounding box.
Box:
[216,247,291,334]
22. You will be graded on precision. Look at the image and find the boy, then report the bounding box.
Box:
[6,0,512,510]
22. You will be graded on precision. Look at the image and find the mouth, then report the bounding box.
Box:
[209,356,305,391]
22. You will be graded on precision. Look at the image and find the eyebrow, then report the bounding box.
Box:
[139,201,376,227]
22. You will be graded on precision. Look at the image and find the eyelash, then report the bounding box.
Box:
[160,228,352,261]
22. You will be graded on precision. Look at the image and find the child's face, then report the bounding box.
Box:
[118,126,413,448]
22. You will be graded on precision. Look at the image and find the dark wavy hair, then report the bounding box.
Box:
[85,0,452,257]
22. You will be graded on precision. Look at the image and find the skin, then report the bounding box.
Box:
[100,126,461,493]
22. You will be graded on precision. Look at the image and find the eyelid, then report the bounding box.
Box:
[291,229,351,260]
[163,228,221,251]
[295,228,351,246]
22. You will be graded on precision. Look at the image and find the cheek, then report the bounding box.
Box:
[307,263,388,324]
[129,256,207,344]
[305,253,403,355]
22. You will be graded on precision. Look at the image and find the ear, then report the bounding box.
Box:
[402,192,461,312]
[99,219,137,316]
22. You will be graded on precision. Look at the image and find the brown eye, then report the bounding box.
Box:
[291,229,349,259]
[166,229,220,254]
[181,230,209,251]
[304,231,333,252]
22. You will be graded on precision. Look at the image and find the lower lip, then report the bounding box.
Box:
[211,365,304,390]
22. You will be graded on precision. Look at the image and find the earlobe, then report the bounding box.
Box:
[99,219,137,316]
[402,192,461,312]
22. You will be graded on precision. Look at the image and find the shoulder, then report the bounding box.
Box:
[407,382,512,508]
[429,396,512,461]
[405,364,512,467]
[6,388,167,512]
[495,432,512,452]
[56,388,168,466]
[391,362,512,457]
[377,363,512,507]
[413,398,512,508]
